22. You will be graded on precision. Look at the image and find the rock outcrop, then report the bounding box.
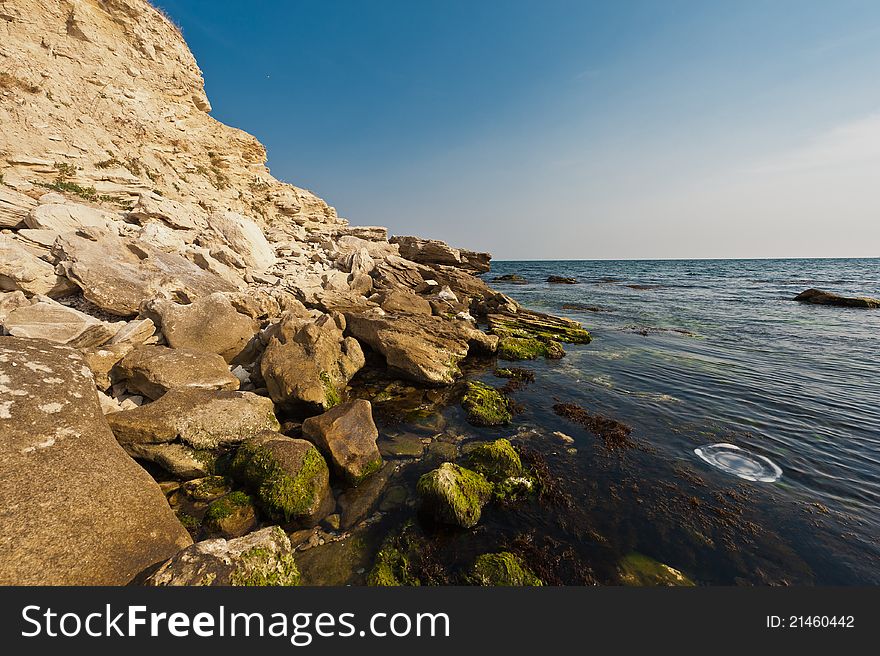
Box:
[0,337,191,585]
[793,288,880,309]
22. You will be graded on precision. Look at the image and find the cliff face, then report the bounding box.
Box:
[0,0,336,228]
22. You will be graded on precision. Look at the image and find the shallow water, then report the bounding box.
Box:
[472,258,880,584]
[298,258,880,586]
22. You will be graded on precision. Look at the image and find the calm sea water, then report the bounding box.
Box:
[478,258,880,584]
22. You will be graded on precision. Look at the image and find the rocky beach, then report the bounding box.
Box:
[0,0,595,586]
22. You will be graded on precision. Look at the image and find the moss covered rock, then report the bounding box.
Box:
[471,552,542,586]
[302,399,383,486]
[230,431,332,524]
[203,491,257,539]
[182,475,231,502]
[488,311,592,345]
[417,462,493,528]
[497,336,564,361]
[367,541,420,587]
[463,438,523,482]
[618,553,695,586]
[146,526,301,587]
[461,381,511,426]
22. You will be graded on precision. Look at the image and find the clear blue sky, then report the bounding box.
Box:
[154,0,880,259]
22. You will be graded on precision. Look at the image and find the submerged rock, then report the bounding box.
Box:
[793,288,880,309]
[0,337,191,585]
[417,462,493,528]
[618,552,695,586]
[461,381,512,426]
[463,438,523,481]
[146,526,300,586]
[230,432,332,524]
[547,276,578,284]
[497,335,564,360]
[114,345,240,400]
[488,310,591,345]
[470,552,542,586]
[302,399,383,486]
[491,274,528,284]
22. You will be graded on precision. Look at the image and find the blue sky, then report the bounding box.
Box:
[154,0,880,259]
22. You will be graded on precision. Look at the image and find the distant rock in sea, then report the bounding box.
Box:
[793,288,880,309]
[547,276,578,284]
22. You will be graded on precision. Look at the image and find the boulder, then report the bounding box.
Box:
[106,388,280,452]
[54,232,237,317]
[302,400,383,486]
[390,235,491,273]
[377,288,433,316]
[0,290,31,322]
[793,288,880,309]
[0,235,75,297]
[108,318,156,345]
[210,211,276,271]
[0,337,192,585]
[125,442,213,480]
[114,345,240,400]
[25,201,118,233]
[618,553,695,586]
[127,193,209,231]
[417,462,493,528]
[463,438,522,481]
[230,432,333,523]
[202,492,258,539]
[336,463,393,528]
[344,311,498,385]
[81,342,134,390]
[145,526,300,586]
[147,293,259,363]
[1,296,116,347]
[492,274,528,284]
[461,381,512,426]
[0,186,37,228]
[261,311,365,411]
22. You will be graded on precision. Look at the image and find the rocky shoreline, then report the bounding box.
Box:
[0,0,610,586]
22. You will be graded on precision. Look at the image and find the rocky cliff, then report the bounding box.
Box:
[0,0,589,585]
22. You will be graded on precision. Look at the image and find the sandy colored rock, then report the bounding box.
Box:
[210,211,276,271]
[0,337,192,585]
[377,287,433,316]
[2,296,116,347]
[26,201,119,233]
[148,292,259,363]
[81,342,134,390]
[0,235,75,297]
[344,311,498,385]
[114,344,240,399]
[302,399,383,486]
[55,232,237,317]
[0,186,38,228]
[107,388,280,451]
[261,311,365,411]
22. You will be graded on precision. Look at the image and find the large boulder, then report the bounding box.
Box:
[261,311,365,411]
[1,296,116,347]
[54,232,237,317]
[210,211,276,271]
[417,462,493,528]
[793,288,880,309]
[114,345,240,400]
[146,526,300,586]
[230,432,333,523]
[0,186,37,228]
[0,337,192,585]
[106,388,280,452]
[344,311,498,385]
[376,288,433,316]
[389,235,491,273]
[147,293,259,363]
[301,399,383,486]
[461,381,512,427]
[471,552,542,586]
[127,193,210,231]
[0,235,75,297]
[26,201,118,233]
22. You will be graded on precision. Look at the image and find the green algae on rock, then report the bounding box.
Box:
[203,491,257,538]
[230,432,331,523]
[487,310,592,345]
[417,462,493,528]
[470,552,543,586]
[463,438,523,482]
[497,335,564,361]
[618,552,695,586]
[367,540,420,587]
[461,381,512,426]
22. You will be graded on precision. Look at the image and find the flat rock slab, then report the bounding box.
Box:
[115,345,239,400]
[2,296,116,347]
[107,388,280,451]
[0,337,191,585]
[55,233,237,317]
[0,234,75,297]
[26,201,119,233]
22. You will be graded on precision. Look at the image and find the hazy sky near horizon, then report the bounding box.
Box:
[155,0,880,260]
